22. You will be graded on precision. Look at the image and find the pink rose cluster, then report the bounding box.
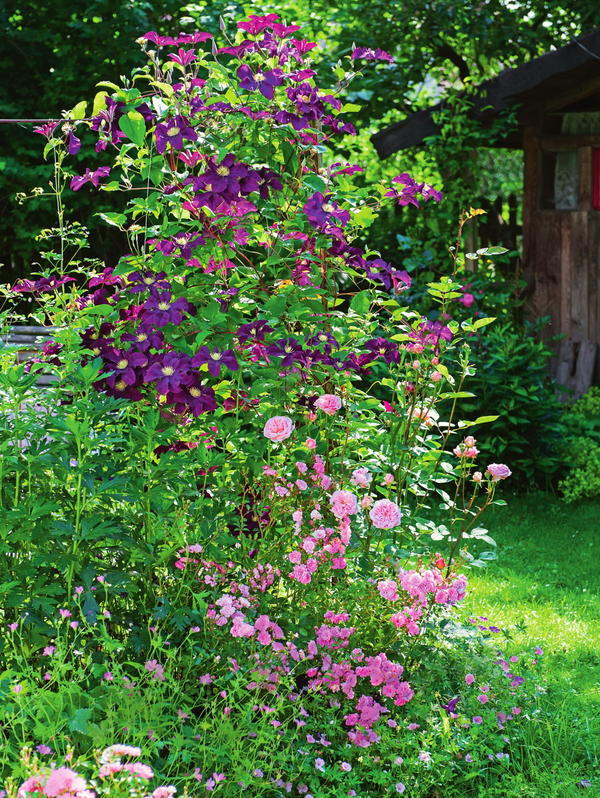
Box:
[377,567,468,635]
[263,415,295,442]
[18,768,90,798]
[208,589,284,647]
[453,435,479,459]
[314,393,342,416]
[19,746,176,798]
[303,617,413,747]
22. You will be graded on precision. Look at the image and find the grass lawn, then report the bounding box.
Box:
[461,493,600,797]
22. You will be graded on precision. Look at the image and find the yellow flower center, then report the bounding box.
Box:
[167,126,181,137]
[116,359,128,369]
[143,277,154,284]
[204,182,213,191]
[255,73,265,82]
[158,302,170,310]
[162,366,175,376]
[92,347,101,355]
[210,352,221,360]
[216,166,230,176]
[115,379,127,391]
[137,333,147,342]
[322,203,334,213]
[190,387,202,397]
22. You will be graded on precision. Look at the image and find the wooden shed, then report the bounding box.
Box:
[372,30,600,394]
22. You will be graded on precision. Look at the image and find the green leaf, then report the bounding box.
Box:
[473,415,500,424]
[350,291,371,314]
[69,707,92,734]
[303,174,327,193]
[96,212,127,228]
[69,100,87,120]
[118,110,146,146]
[92,92,108,115]
[472,316,496,330]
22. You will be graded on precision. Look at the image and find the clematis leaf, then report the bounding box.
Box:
[118,110,146,146]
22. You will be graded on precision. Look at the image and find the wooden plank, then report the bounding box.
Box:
[570,210,589,340]
[560,214,572,340]
[574,340,597,397]
[579,147,592,211]
[542,135,600,150]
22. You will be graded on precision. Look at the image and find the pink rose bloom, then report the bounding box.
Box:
[472,471,483,483]
[459,292,475,307]
[486,463,512,481]
[377,579,399,601]
[360,494,374,509]
[43,767,87,797]
[351,467,372,487]
[369,499,402,529]
[263,416,294,442]
[152,788,177,798]
[314,394,342,416]
[431,371,442,382]
[330,490,358,518]
[18,776,45,797]
[383,473,395,485]
[305,437,317,449]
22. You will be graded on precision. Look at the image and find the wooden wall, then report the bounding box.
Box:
[523,126,600,395]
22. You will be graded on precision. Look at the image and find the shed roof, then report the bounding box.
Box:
[372,29,600,158]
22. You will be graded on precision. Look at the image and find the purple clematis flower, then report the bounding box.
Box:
[351,47,394,63]
[70,166,111,191]
[10,275,75,294]
[143,292,193,328]
[386,173,443,207]
[303,192,350,230]
[144,352,193,394]
[237,14,280,35]
[127,270,171,295]
[155,115,197,154]
[67,130,81,155]
[103,347,148,385]
[192,346,238,377]
[441,696,461,714]
[170,384,217,416]
[237,64,284,100]
[167,48,197,67]
[363,337,400,364]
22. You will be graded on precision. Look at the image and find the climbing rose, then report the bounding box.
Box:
[369,499,402,529]
[486,463,512,481]
[314,393,342,415]
[263,416,294,442]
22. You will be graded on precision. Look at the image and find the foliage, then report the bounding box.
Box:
[456,320,567,487]
[4,0,600,277]
[0,13,534,797]
[559,387,600,503]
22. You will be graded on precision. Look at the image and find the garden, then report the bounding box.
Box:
[0,4,598,797]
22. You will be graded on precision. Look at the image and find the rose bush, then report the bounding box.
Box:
[0,13,528,796]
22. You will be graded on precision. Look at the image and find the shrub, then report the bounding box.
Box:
[457,321,567,487]
[559,387,600,502]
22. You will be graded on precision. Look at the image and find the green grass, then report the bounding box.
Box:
[461,493,600,797]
